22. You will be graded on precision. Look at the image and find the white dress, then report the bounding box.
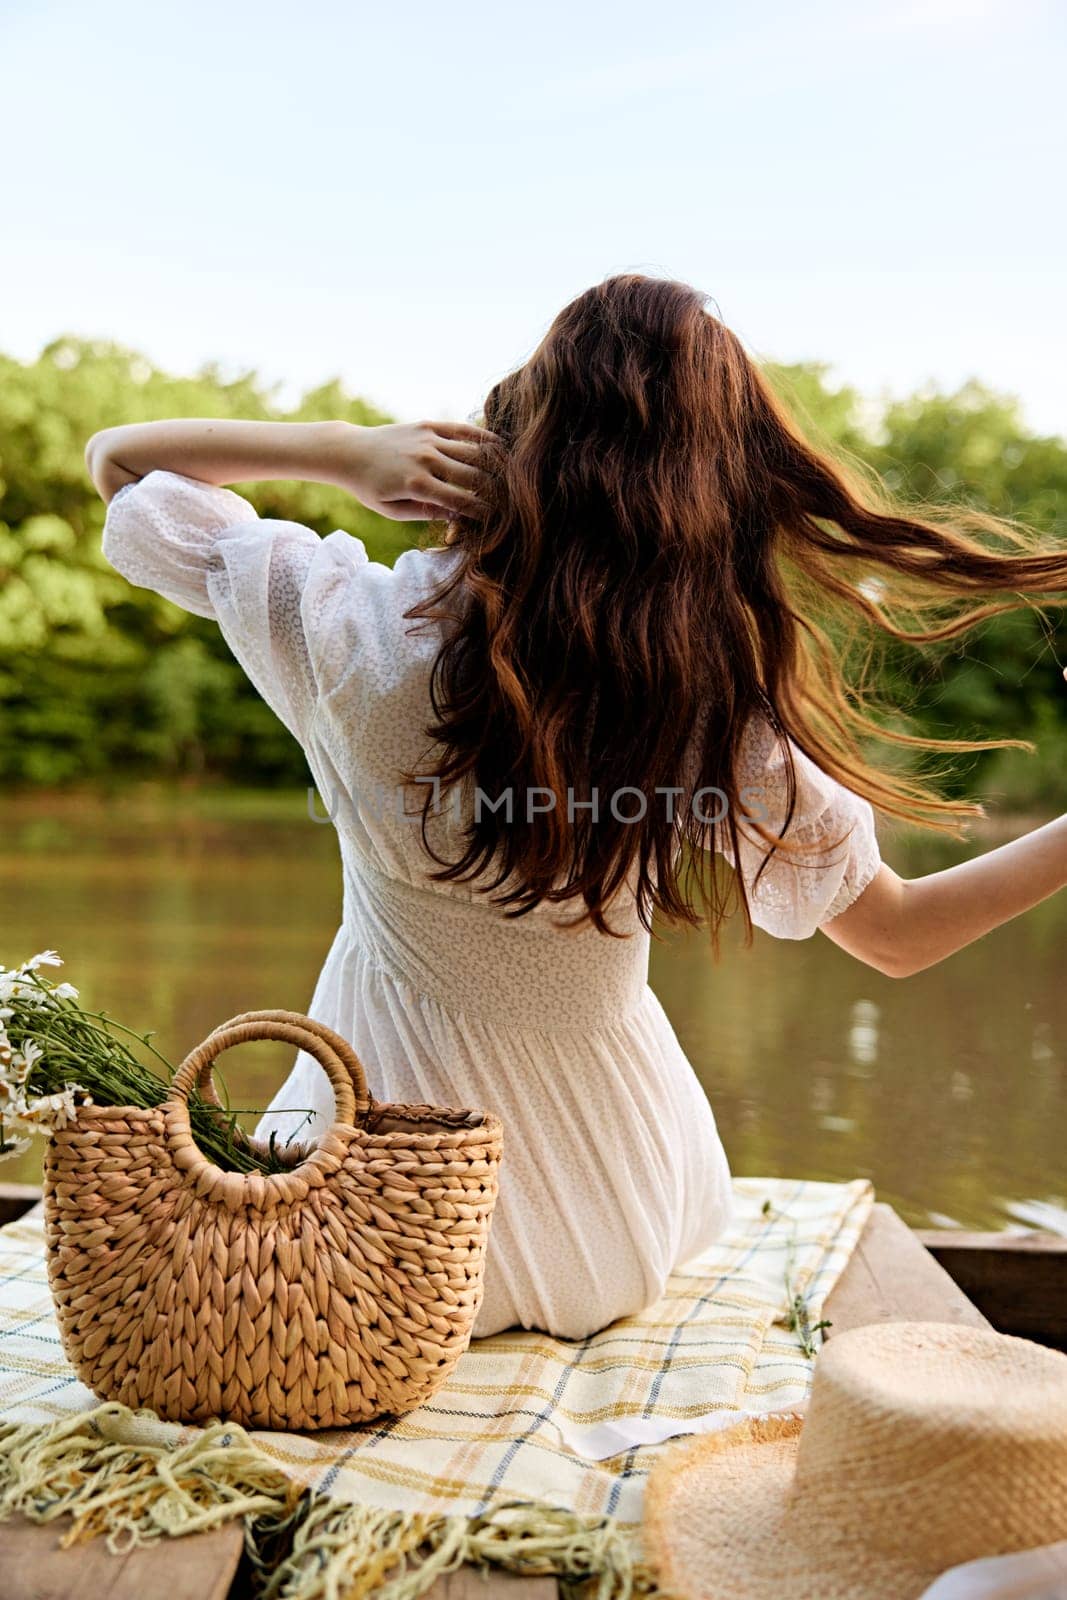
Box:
[102,469,882,1339]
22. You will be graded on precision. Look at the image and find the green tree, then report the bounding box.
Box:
[0,338,415,784]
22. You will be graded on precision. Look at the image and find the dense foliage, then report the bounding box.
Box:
[1,338,1065,804]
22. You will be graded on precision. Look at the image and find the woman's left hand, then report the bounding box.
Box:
[336,419,499,522]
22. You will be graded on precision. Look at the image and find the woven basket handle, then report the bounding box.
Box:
[170,1010,371,1125]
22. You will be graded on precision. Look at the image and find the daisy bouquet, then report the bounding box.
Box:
[0,952,289,1174]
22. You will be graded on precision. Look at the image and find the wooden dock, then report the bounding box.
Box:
[0,1186,1062,1600]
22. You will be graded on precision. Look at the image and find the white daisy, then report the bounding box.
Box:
[19,1040,43,1073]
[25,951,63,971]
[0,1130,32,1160]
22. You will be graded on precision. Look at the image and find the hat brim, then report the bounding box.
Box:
[642,1413,943,1600]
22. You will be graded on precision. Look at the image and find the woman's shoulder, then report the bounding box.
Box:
[350,540,462,635]
[326,536,458,591]
[391,540,463,588]
[309,538,461,696]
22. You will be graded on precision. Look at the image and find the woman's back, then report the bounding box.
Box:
[103,468,735,1336]
[306,534,655,1032]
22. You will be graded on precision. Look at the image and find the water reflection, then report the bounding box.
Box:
[2,791,1065,1232]
[1002,1198,1067,1236]
[847,999,880,1070]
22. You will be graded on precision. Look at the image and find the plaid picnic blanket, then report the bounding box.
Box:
[0,1175,872,1527]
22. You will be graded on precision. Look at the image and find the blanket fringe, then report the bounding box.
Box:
[0,1405,662,1600]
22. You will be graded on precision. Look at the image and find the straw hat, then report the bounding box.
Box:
[643,1321,1067,1600]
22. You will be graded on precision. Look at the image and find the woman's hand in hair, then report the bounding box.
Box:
[334,419,498,522]
[85,417,499,518]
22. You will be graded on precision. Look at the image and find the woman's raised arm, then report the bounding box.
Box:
[821,816,1067,977]
[85,417,496,520]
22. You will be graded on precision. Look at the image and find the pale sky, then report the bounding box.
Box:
[3,0,1064,435]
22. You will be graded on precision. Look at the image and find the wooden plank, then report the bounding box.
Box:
[0,1184,43,1226]
[914,1228,1067,1349]
[823,1202,991,1336]
[0,1514,245,1600]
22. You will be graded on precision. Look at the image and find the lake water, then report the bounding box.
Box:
[3,788,1065,1234]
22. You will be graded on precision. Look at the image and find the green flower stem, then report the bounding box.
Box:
[761,1198,833,1358]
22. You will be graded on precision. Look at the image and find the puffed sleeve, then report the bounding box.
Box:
[717,712,882,939]
[101,468,364,748]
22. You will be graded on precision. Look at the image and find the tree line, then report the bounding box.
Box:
[2,336,1065,805]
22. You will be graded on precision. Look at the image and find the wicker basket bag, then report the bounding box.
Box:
[43,1009,503,1429]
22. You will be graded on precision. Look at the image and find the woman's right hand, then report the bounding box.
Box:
[335,419,499,522]
[85,416,500,517]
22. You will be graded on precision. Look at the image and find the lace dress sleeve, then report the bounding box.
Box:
[101,468,360,747]
[718,712,882,939]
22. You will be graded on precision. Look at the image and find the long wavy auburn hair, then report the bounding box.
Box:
[401,273,1067,946]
